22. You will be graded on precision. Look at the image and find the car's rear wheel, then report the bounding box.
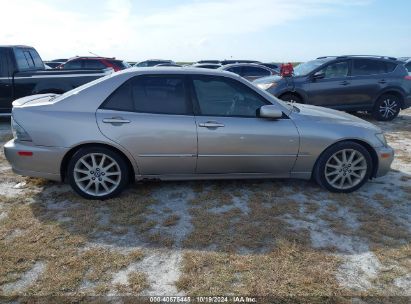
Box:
[372,94,401,121]
[68,147,129,199]
[314,142,372,193]
[279,93,302,104]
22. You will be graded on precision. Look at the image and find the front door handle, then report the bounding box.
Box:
[339,80,350,86]
[198,121,225,128]
[102,117,130,124]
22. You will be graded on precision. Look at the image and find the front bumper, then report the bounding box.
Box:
[3,139,68,181]
[374,145,394,178]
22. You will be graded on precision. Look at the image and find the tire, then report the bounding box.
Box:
[372,94,401,121]
[279,93,302,104]
[313,142,372,193]
[68,147,130,199]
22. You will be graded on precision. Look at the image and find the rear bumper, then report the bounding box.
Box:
[374,145,394,178]
[3,139,68,181]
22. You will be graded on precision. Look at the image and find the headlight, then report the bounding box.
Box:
[11,116,32,142]
[256,82,276,90]
[375,133,387,147]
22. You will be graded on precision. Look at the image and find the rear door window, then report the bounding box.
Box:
[101,75,190,115]
[352,59,387,76]
[131,76,189,114]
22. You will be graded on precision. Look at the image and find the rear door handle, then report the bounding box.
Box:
[339,80,350,86]
[102,117,130,124]
[378,79,387,84]
[198,121,225,128]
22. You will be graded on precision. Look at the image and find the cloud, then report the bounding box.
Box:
[0,0,371,61]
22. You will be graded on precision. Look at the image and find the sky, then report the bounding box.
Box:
[1,0,410,62]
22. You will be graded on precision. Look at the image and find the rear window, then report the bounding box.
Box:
[241,66,271,77]
[101,75,190,115]
[226,66,242,74]
[352,59,387,76]
[63,60,82,69]
[14,48,44,70]
[110,60,130,69]
[84,60,107,69]
[405,62,411,73]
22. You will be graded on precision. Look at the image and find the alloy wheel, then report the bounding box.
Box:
[73,153,121,197]
[324,149,367,190]
[379,98,398,119]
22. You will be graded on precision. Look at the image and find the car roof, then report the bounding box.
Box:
[220,63,271,69]
[67,56,116,61]
[118,66,235,76]
[316,55,399,62]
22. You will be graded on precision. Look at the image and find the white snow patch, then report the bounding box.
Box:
[1,261,45,294]
[337,252,381,291]
[209,194,250,215]
[110,249,183,296]
[394,274,411,295]
[0,182,24,197]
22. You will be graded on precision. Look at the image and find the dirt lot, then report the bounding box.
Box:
[0,110,410,301]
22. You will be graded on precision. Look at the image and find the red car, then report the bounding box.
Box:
[58,57,130,72]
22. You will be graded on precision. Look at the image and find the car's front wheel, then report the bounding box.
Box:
[68,147,129,199]
[314,142,372,193]
[372,94,401,121]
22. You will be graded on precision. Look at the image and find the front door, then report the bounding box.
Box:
[97,75,197,175]
[303,60,352,107]
[191,75,299,176]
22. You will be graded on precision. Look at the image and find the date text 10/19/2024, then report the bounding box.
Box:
[149,296,257,303]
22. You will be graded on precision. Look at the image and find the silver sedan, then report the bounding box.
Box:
[4,68,394,199]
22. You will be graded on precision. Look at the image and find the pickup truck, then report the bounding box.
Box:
[0,45,112,115]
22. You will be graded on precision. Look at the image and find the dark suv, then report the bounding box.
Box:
[254,56,411,120]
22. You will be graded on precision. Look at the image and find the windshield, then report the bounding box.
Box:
[293,58,332,76]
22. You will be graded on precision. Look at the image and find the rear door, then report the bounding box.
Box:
[347,59,390,108]
[191,75,299,176]
[0,48,13,113]
[96,75,197,175]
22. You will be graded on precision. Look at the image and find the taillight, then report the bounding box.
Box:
[405,75,411,80]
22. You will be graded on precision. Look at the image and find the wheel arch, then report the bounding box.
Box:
[60,142,136,183]
[312,139,379,179]
[278,91,305,103]
[374,90,405,109]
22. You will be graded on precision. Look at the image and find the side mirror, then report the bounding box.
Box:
[313,71,325,80]
[259,105,283,119]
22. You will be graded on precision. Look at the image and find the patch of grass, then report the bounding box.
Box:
[177,240,342,296]
[0,200,147,295]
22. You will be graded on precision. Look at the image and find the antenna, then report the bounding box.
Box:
[89,51,102,57]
